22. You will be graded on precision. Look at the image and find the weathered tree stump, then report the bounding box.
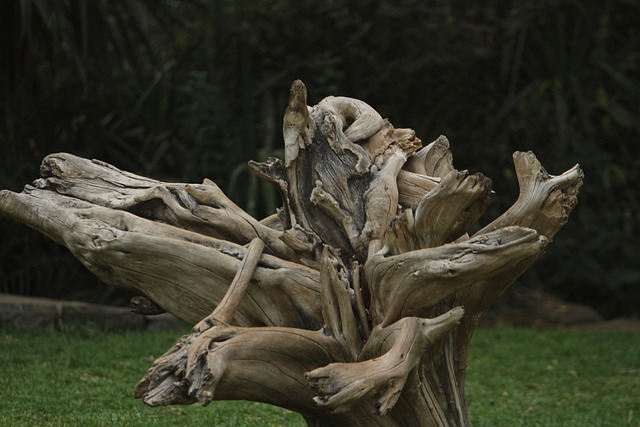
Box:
[0,80,583,426]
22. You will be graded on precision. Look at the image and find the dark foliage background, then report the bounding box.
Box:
[1,0,638,317]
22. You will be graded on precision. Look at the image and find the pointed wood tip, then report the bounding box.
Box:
[288,79,308,106]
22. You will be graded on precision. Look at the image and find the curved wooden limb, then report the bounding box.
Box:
[305,307,464,416]
[317,96,385,143]
[404,135,454,178]
[396,135,452,209]
[366,226,547,326]
[449,154,584,345]
[445,155,584,385]
[194,237,265,331]
[476,151,583,241]
[34,153,297,261]
[135,326,350,418]
[414,170,492,249]
[0,188,322,328]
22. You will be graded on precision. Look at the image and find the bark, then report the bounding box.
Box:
[0,80,583,426]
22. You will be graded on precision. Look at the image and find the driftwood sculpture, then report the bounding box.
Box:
[0,80,583,426]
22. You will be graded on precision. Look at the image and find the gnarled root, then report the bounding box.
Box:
[135,325,347,414]
[305,307,464,415]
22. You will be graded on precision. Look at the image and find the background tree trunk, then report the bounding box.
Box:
[0,80,583,426]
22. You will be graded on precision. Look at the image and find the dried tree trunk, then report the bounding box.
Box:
[0,80,583,426]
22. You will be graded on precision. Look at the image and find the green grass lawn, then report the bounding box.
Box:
[465,328,639,427]
[0,322,638,426]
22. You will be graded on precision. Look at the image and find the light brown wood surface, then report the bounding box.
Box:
[0,80,583,426]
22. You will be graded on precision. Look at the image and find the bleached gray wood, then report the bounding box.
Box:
[0,80,583,427]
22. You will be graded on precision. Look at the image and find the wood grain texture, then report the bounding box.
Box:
[0,80,583,426]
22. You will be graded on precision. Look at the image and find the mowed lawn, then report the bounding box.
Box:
[0,322,638,426]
